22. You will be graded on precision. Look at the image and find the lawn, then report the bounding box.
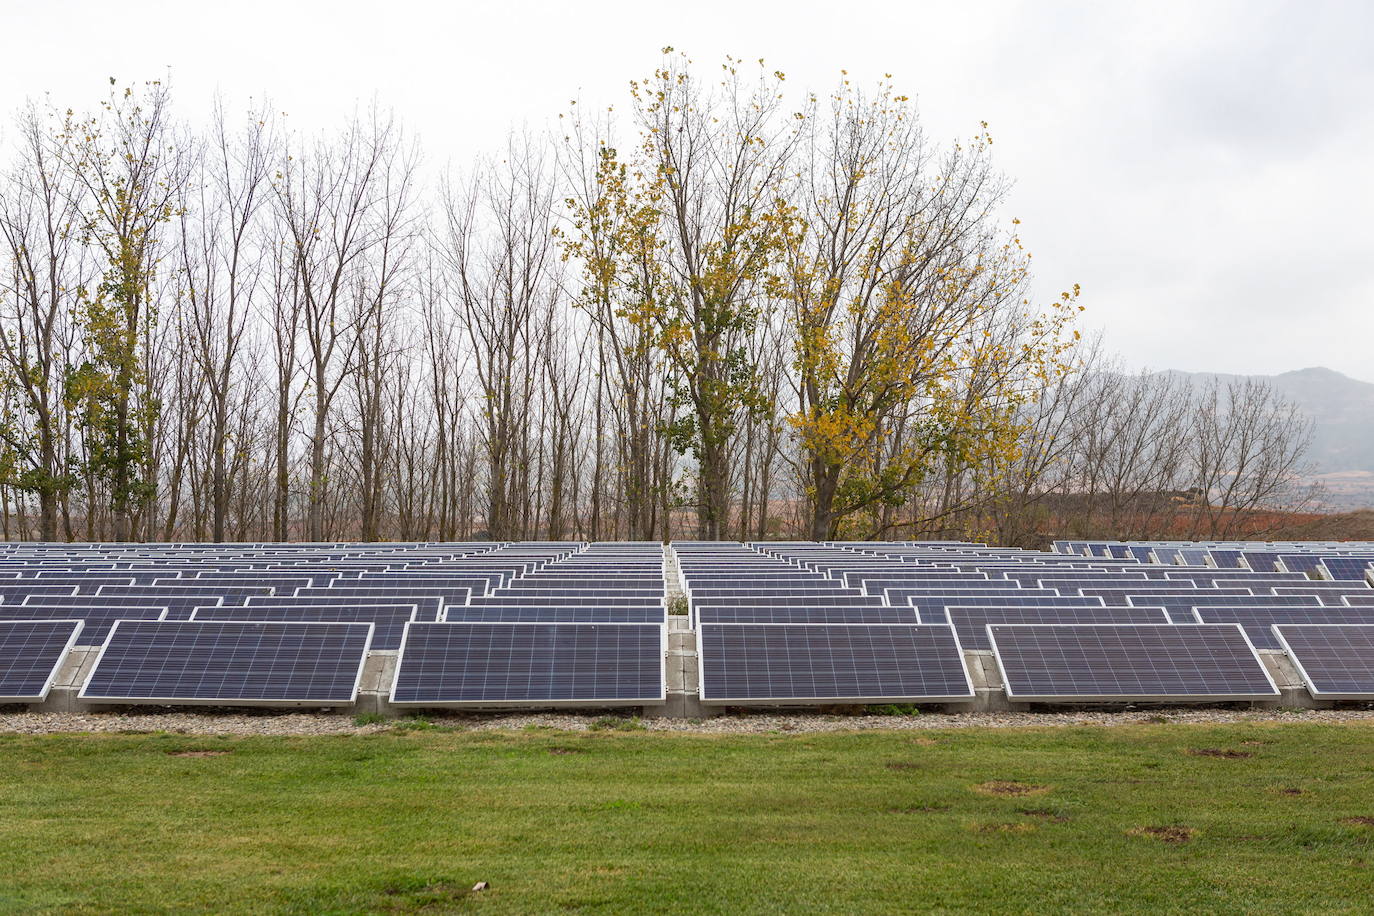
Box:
[1,721,1372,913]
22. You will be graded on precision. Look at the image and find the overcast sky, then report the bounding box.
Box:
[4,0,1371,380]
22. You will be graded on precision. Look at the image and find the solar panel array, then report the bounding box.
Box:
[0,540,665,707]
[0,537,1371,710]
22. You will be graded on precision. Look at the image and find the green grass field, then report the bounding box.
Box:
[2,721,1373,913]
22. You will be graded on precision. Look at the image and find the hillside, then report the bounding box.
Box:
[1167,367,1374,509]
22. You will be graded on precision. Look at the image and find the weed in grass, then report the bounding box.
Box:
[869,704,922,717]
[1146,714,1172,724]
[667,596,689,616]
[368,877,473,911]
[392,716,446,733]
[972,781,1051,797]
[1188,748,1253,759]
[1128,825,1197,844]
[589,716,645,732]
[547,746,584,756]
[352,712,387,727]
[598,799,641,811]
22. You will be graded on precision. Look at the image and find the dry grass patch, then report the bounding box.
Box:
[1339,816,1374,827]
[974,821,1038,834]
[166,750,231,758]
[1188,747,1253,759]
[973,780,1050,797]
[1127,825,1197,845]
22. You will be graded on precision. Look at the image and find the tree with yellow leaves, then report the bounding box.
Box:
[776,78,1082,540]
[563,50,803,539]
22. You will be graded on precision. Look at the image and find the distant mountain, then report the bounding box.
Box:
[1166,367,1374,509]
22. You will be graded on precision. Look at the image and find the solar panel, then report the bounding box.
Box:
[693,595,886,608]
[0,605,166,644]
[988,624,1278,701]
[94,585,272,606]
[245,594,439,621]
[80,620,372,705]
[471,596,661,607]
[913,594,1106,624]
[1078,587,1254,606]
[694,604,916,624]
[1319,558,1374,582]
[1276,555,1326,575]
[0,619,83,701]
[294,586,471,607]
[442,605,666,624]
[1193,606,1374,649]
[391,622,664,706]
[492,589,665,599]
[1273,624,1374,699]
[945,606,1171,650]
[1241,551,1285,573]
[697,623,973,703]
[1179,549,1212,567]
[191,604,418,650]
[0,585,80,602]
[1130,594,1324,623]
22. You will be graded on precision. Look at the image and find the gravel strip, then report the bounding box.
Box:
[1,707,1373,737]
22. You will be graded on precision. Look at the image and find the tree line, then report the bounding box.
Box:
[0,54,1315,545]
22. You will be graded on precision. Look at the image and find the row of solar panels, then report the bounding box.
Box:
[673,540,1374,704]
[1051,540,1374,582]
[0,541,670,706]
[5,538,1374,709]
[0,618,666,706]
[9,610,1374,706]
[0,539,670,649]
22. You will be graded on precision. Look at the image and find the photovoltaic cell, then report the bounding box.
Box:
[246,594,438,621]
[192,604,416,650]
[0,605,165,644]
[443,604,665,624]
[694,604,916,624]
[0,619,82,701]
[946,606,1170,650]
[391,622,664,705]
[1273,624,1374,699]
[988,623,1278,701]
[914,595,1106,624]
[81,620,372,704]
[698,623,973,703]
[1194,606,1374,649]
[1319,558,1374,583]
